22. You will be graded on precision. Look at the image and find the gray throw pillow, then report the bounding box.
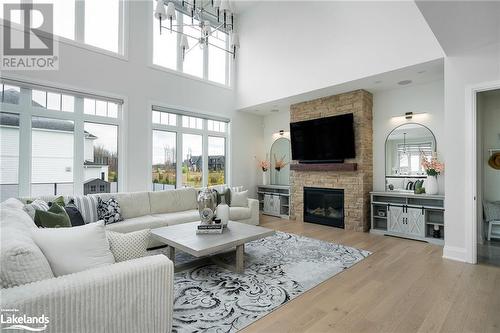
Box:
[106,230,150,262]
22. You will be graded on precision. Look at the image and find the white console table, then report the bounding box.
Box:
[370,191,445,246]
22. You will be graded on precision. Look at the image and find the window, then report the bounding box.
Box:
[84,123,119,194]
[31,117,75,196]
[208,136,225,186]
[84,98,119,118]
[397,142,433,174]
[151,108,228,189]
[152,2,230,85]
[0,112,20,201]
[152,130,176,191]
[0,80,123,198]
[182,134,203,188]
[1,84,21,104]
[1,0,124,55]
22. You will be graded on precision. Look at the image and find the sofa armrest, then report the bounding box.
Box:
[0,255,174,333]
[247,198,260,225]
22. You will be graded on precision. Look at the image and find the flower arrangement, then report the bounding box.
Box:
[259,160,269,172]
[421,154,444,176]
[274,154,289,172]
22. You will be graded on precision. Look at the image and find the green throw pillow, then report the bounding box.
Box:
[34,203,71,228]
[51,196,65,207]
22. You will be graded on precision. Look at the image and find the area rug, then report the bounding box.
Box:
[151,231,371,333]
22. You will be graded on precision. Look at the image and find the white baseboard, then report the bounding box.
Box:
[443,245,469,263]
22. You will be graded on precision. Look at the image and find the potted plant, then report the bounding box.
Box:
[421,154,444,195]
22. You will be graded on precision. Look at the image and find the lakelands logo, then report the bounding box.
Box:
[1,3,59,70]
[0,309,49,331]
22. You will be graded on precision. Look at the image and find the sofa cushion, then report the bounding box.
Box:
[149,188,197,214]
[0,206,37,231]
[230,190,249,208]
[114,192,151,219]
[107,230,150,262]
[152,209,200,225]
[105,215,167,234]
[72,195,99,224]
[0,227,54,288]
[229,207,252,220]
[31,221,115,277]
[1,198,24,210]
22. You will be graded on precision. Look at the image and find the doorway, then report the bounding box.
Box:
[476,89,500,265]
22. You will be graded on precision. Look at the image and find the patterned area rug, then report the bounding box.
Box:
[151,231,371,333]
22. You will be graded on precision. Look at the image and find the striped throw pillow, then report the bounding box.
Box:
[71,196,99,224]
[23,199,50,220]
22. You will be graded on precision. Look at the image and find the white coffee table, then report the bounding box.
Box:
[151,221,274,273]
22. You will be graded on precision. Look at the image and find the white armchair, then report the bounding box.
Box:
[0,255,174,333]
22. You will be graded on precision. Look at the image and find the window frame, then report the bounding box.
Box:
[151,108,229,189]
[0,0,128,58]
[0,79,125,198]
[150,3,232,87]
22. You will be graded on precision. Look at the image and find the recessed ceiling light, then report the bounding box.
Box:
[398,80,412,86]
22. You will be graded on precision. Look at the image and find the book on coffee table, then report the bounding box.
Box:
[196,224,223,234]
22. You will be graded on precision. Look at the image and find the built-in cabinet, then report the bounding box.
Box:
[370,191,445,245]
[257,185,290,219]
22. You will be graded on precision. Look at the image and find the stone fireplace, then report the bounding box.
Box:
[290,90,373,231]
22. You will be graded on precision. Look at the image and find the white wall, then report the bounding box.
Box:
[236,1,443,109]
[479,91,500,201]
[443,42,500,262]
[263,111,290,161]
[1,1,264,197]
[373,80,445,193]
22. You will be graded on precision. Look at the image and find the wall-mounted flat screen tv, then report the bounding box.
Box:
[290,113,355,162]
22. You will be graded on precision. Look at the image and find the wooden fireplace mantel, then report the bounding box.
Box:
[290,163,358,172]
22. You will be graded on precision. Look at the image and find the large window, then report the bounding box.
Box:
[1,0,125,55]
[151,107,229,190]
[152,2,230,85]
[0,80,123,200]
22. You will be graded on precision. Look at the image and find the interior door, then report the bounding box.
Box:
[406,207,425,237]
[388,205,405,233]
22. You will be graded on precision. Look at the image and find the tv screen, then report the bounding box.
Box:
[290,113,355,162]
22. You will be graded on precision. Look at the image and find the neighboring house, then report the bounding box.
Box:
[84,178,110,195]
[186,155,225,172]
[0,112,109,197]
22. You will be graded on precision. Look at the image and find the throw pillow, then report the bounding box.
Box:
[49,196,66,207]
[23,199,49,220]
[230,190,248,207]
[64,203,85,227]
[107,230,150,262]
[71,195,99,223]
[31,221,115,277]
[0,227,54,288]
[34,203,71,228]
[484,201,500,222]
[97,197,123,225]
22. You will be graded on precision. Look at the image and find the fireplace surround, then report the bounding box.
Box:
[289,90,373,231]
[304,187,344,228]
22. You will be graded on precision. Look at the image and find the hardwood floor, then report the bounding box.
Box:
[241,215,500,333]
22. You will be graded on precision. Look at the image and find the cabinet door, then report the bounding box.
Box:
[388,206,405,233]
[406,207,425,237]
[271,195,281,215]
[263,194,272,214]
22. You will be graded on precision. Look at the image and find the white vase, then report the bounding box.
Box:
[262,172,268,185]
[425,176,438,195]
[216,203,229,227]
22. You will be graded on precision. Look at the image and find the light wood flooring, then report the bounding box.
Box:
[241,214,500,333]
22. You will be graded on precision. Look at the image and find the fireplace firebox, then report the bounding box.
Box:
[303,187,344,228]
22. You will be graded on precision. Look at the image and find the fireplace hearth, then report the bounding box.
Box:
[303,187,344,228]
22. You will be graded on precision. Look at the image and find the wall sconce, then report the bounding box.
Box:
[279,130,285,136]
[391,112,428,122]
[405,112,413,120]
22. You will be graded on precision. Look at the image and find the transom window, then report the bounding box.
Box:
[0,0,125,55]
[152,2,230,86]
[0,80,124,200]
[151,107,229,190]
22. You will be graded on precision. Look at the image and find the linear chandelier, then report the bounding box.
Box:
[154,0,240,59]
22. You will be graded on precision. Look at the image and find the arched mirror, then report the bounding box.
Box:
[385,123,436,189]
[270,137,291,185]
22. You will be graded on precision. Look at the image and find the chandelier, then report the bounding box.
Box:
[154,0,240,60]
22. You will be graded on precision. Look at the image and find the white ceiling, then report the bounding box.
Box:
[240,58,444,115]
[415,1,500,56]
